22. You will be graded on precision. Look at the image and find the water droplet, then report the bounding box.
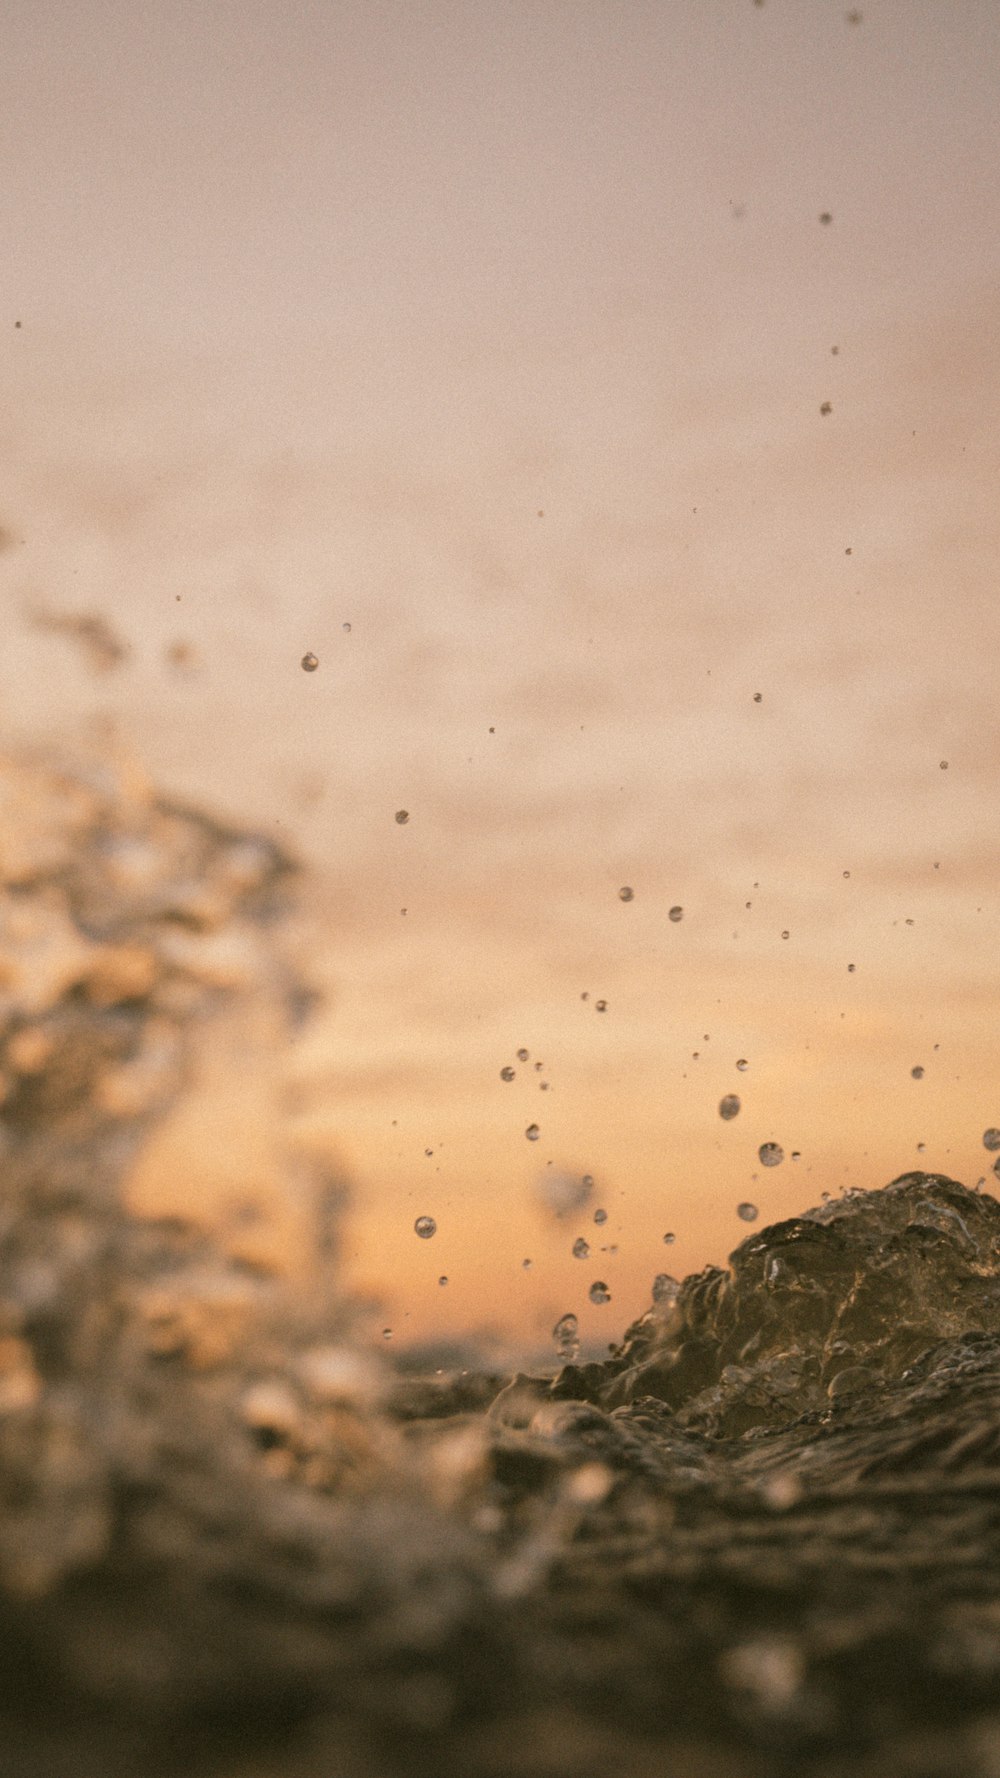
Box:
[737,1201,759,1222]
[663,1232,675,1245]
[533,1061,543,1071]
[414,1216,437,1239]
[911,1065,925,1080]
[791,1150,801,1161]
[983,1129,1000,1152]
[582,1174,594,1188]
[618,886,634,902]
[382,1327,393,1340]
[539,1081,549,1090]
[301,652,319,672]
[719,1094,741,1121]
[553,1313,579,1360]
[652,1273,679,1305]
[593,1207,607,1225]
[438,1275,448,1286]
[847,963,856,972]
[522,1257,533,1269]
[736,1058,749,1072]
[668,906,684,923]
[595,999,608,1012]
[342,621,352,632]
[572,1237,590,1259]
[753,692,762,703]
[500,1066,515,1082]
[394,809,409,825]
[525,1124,540,1141]
[916,1142,926,1153]
[516,1048,530,1062]
[589,1281,611,1305]
[758,1142,784,1167]
[940,760,948,770]
[781,929,790,940]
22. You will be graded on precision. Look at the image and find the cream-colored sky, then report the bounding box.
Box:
[3,2,1000,1348]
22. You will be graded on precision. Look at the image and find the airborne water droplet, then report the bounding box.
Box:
[668,906,684,923]
[736,1058,749,1072]
[438,1275,448,1286]
[595,999,608,1012]
[618,886,634,902]
[525,1124,540,1141]
[572,1237,590,1259]
[911,1065,925,1079]
[663,1232,675,1245]
[719,1094,741,1121]
[394,809,409,825]
[500,1066,515,1081]
[516,1048,530,1062]
[414,1216,437,1239]
[593,1207,607,1225]
[553,1313,579,1360]
[737,1201,759,1222]
[589,1281,611,1305]
[983,1129,1000,1152]
[758,1142,784,1168]
[301,652,319,672]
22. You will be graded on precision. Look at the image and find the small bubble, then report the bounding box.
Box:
[593,1207,608,1225]
[737,1201,759,1222]
[791,1150,801,1161]
[500,1066,515,1081]
[847,963,856,972]
[582,1174,594,1189]
[516,1048,530,1062]
[983,1129,1000,1152]
[301,652,319,672]
[719,1094,741,1121]
[618,886,634,902]
[911,1066,925,1080]
[662,1232,675,1245]
[572,1237,590,1259]
[843,870,851,878]
[525,1124,541,1141]
[916,1142,926,1153]
[533,1061,543,1072]
[382,1328,393,1340]
[414,1216,437,1239]
[736,1058,749,1072]
[595,999,608,1012]
[668,906,684,923]
[438,1275,448,1286]
[940,760,948,770]
[553,1313,579,1360]
[342,621,352,632]
[753,692,762,703]
[781,930,790,940]
[394,809,409,825]
[759,1142,784,1168]
[589,1280,611,1305]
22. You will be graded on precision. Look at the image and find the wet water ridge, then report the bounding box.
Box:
[4,755,1000,1776]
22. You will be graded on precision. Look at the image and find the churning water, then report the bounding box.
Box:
[3,753,1000,1778]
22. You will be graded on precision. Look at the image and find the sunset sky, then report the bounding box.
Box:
[3,0,1000,1350]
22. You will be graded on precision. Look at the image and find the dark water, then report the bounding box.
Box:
[4,752,1000,1777]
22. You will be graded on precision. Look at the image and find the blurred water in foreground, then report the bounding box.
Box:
[3,750,1000,1777]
